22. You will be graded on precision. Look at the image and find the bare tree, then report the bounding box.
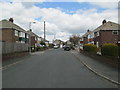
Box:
[69,34,80,46]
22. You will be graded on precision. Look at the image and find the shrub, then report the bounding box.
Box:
[83,44,97,53]
[101,43,119,58]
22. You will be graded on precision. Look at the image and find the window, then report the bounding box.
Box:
[22,32,25,38]
[38,37,41,41]
[96,32,100,36]
[35,37,37,40]
[19,32,25,38]
[26,34,29,38]
[88,35,91,39]
[15,30,19,36]
[112,31,118,35]
[91,33,94,38]
[19,32,22,37]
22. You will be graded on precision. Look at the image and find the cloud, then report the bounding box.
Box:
[0,2,118,42]
[89,2,118,9]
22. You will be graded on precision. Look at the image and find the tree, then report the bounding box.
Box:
[40,41,46,46]
[69,34,80,46]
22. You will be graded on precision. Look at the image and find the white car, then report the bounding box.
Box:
[54,45,59,49]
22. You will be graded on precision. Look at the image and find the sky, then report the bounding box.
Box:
[0,0,119,42]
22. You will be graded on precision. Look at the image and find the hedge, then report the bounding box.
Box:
[101,43,119,58]
[83,44,97,53]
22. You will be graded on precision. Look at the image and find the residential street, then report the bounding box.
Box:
[3,49,118,88]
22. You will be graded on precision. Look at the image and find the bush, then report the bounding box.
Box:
[101,43,119,58]
[83,44,97,53]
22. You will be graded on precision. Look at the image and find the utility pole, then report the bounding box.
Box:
[44,21,46,42]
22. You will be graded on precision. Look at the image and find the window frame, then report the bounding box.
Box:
[112,30,118,35]
[96,31,100,36]
[15,30,19,36]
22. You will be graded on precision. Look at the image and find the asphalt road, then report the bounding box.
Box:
[2,49,118,88]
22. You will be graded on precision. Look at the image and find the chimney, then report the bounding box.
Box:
[9,18,14,23]
[102,19,107,25]
[30,29,32,32]
[87,29,90,32]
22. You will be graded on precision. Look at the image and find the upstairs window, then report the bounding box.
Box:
[19,32,25,38]
[91,33,94,38]
[35,37,37,40]
[112,31,118,35]
[26,33,29,38]
[22,32,25,38]
[15,30,19,36]
[96,32,100,36]
[38,37,41,41]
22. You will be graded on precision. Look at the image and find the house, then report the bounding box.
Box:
[0,19,29,44]
[79,30,92,50]
[44,39,49,47]
[27,30,41,51]
[53,39,62,47]
[93,20,120,47]
[66,40,72,45]
[0,18,29,59]
[79,20,120,50]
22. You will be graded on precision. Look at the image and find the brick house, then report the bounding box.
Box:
[53,39,61,46]
[79,20,120,50]
[79,30,92,50]
[27,30,42,51]
[44,39,49,47]
[0,19,29,43]
[93,20,120,47]
[0,18,29,59]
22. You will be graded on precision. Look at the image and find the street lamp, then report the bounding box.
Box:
[29,22,36,31]
[44,21,46,42]
[29,21,36,54]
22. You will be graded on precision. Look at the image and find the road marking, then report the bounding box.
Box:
[71,51,120,86]
[1,60,25,70]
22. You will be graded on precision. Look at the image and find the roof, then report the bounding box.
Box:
[93,21,120,32]
[44,39,49,42]
[27,30,39,37]
[81,31,92,38]
[0,19,27,33]
[27,31,48,41]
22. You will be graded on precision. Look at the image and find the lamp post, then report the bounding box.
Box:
[29,21,36,54]
[44,21,46,42]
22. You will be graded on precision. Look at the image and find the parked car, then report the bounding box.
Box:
[62,45,65,49]
[64,45,71,51]
[54,45,59,49]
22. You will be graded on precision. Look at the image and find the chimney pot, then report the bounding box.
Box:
[9,18,14,23]
[102,19,107,25]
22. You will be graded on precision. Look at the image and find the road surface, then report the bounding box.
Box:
[2,49,118,88]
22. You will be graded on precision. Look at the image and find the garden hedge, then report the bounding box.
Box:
[101,43,119,58]
[83,44,97,53]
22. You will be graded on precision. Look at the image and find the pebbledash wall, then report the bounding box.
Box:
[2,41,29,54]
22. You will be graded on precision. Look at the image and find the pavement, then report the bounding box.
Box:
[2,48,118,88]
[71,48,120,85]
